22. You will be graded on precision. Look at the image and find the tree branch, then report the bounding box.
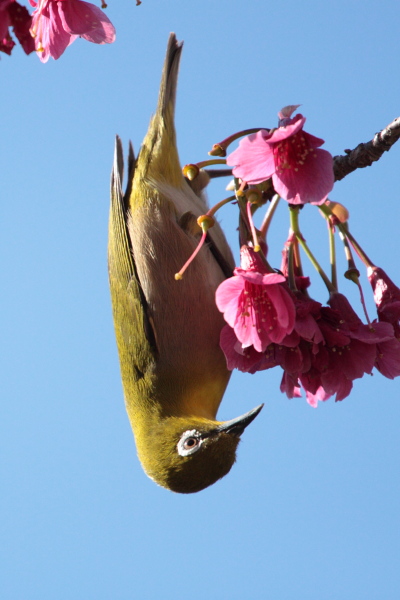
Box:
[333,117,400,181]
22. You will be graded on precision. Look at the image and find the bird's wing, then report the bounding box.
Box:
[108,136,157,384]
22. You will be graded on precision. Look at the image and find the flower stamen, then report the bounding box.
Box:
[174,215,215,280]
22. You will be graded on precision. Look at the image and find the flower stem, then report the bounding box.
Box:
[336,233,371,325]
[207,195,236,218]
[327,219,338,291]
[204,168,233,179]
[338,230,360,277]
[287,238,297,291]
[293,236,304,277]
[259,194,281,240]
[356,278,372,326]
[183,159,227,180]
[208,128,267,156]
[247,201,261,252]
[340,226,376,269]
[238,199,274,272]
[319,203,376,269]
[174,231,208,280]
[318,204,338,289]
[195,159,227,169]
[289,206,336,293]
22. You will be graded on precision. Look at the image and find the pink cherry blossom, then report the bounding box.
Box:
[375,338,400,379]
[226,111,334,205]
[368,266,400,339]
[278,292,397,406]
[30,0,115,62]
[366,267,400,378]
[216,246,296,353]
[219,325,274,373]
[280,371,302,399]
[0,0,34,55]
[218,253,400,405]
[297,294,392,403]
[298,371,332,407]
[0,0,15,55]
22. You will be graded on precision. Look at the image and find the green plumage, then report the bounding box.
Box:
[108,34,262,493]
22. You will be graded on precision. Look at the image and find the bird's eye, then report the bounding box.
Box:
[177,430,203,457]
[183,437,198,450]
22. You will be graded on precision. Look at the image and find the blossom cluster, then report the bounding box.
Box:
[0,0,116,61]
[181,106,400,406]
[218,247,400,407]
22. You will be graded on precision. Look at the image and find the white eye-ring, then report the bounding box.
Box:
[177,430,203,457]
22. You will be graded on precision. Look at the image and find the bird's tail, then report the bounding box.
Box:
[156,33,182,124]
[134,34,184,188]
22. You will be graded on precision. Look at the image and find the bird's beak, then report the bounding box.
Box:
[215,404,264,437]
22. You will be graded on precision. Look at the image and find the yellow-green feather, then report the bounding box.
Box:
[108,34,243,493]
[108,138,157,409]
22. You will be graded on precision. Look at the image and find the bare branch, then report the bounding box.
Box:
[333,117,400,181]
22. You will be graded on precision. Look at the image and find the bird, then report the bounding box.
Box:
[108,33,263,493]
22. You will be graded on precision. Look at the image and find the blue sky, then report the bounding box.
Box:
[1,1,400,598]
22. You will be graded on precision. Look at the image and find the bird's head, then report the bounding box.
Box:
[135,404,264,494]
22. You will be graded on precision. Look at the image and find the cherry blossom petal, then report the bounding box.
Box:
[58,0,114,39]
[375,338,400,379]
[227,130,276,184]
[36,2,71,62]
[273,147,334,205]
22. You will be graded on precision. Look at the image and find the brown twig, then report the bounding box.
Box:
[333,117,400,181]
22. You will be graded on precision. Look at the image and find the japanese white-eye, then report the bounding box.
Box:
[108,34,263,493]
